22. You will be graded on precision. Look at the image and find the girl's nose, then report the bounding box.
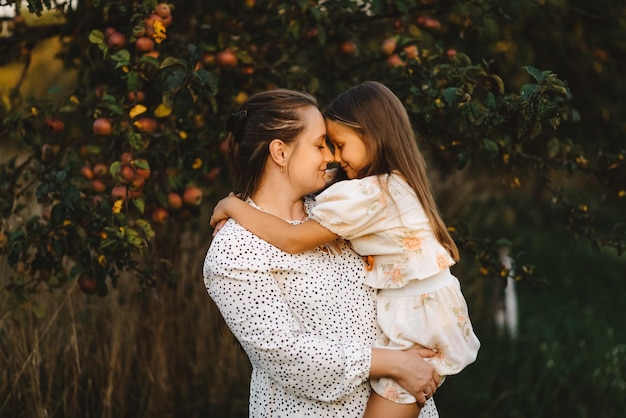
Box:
[323,146,333,162]
[333,147,342,163]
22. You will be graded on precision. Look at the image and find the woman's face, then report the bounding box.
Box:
[285,105,334,195]
[326,119,370,179]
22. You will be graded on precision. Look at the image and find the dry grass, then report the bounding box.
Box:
[0,222,251,418]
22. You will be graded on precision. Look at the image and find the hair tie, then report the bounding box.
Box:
[226,110,248,132]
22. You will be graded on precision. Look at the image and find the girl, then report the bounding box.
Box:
[210,81,479,418]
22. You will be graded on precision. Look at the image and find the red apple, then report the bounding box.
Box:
[403,45,418,60]
[117,164,136,184]
[387,54,406,67]
[133,117,158,133]
[168,192,183,210]
[45,117,64,133]
[340,41,357,55]
[91,179,107,193]
[107,32,126,49]
[204,167,221,182]
[93,118,113,136]
[381,38,397,56]
[111,185,128,201]
[135,37,155,52]
[120,152,133,164]
[183,186,203,206]
[130,174,145,190]
[302,28,318,40]
[155,3,171,18]
[219,139,229,154]
[217,49,238,68]
[81,166,94,180]
[127,91,146,103]
[93,163,108,177]
[78,275,97,294]
[151,207,170,224]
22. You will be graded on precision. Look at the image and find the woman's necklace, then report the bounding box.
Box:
[247,198,307,223]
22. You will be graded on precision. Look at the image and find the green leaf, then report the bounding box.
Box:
[483,139,499,158]
[138,55,161,68]
[523,66,545,84]
[132,197,145,214]
[109,161,121,177]
[128,131,146,150]
[110,49,131,62]
[160,56,188,70]
[442,87,458,106]
[165,68,187,90]
[130,158,150,170]
[89,29,105,45]
[520,84,539,101]
[126,71,139,92]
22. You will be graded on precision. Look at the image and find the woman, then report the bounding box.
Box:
[203,88,440,417]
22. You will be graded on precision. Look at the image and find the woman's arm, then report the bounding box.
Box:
[210,195,338,253]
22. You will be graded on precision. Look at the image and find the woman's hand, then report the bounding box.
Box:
[370,346,440,408]
[209,193,238,229]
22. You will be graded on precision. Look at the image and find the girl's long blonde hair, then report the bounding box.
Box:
[325,81,459,261]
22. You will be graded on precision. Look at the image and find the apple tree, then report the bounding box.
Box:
[0,0,624,312]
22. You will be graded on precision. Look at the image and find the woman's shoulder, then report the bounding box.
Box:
[208,219,266,257]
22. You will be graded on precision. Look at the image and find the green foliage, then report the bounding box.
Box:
[0,0,624,314]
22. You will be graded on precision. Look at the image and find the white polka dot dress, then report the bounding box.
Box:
[203,197,439,417]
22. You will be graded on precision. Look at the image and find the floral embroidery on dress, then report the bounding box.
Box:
[382,382,402,402]
[452,306,473,340]
[382,264,405,287]
[436,253,450,271]
[402,235,422,252]
[434,346,457,370]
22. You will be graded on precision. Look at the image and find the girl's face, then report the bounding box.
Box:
[326,119,370,179]
[286,106,334,195]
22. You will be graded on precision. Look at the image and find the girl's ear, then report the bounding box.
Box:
[268,139,286,166]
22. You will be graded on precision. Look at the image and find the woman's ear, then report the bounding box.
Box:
[268,139,286,166]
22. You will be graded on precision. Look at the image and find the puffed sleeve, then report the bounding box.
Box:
[203,222,372,402]
[312,176,394,240]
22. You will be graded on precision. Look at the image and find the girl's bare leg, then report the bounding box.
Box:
[363,392,420,418]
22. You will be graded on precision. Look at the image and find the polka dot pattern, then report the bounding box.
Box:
[203,198,439,417]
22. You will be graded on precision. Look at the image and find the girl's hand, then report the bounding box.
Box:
[209,193,238,229]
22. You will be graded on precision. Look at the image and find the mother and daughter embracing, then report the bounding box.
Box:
[203,81,480,418]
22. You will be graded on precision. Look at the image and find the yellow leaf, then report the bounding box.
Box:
[192,158,203,169]
[153,20,167,44]
[129,104,148,119]
[619,190,626,198]
[154,103,172,118]
[178,130,188,140]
